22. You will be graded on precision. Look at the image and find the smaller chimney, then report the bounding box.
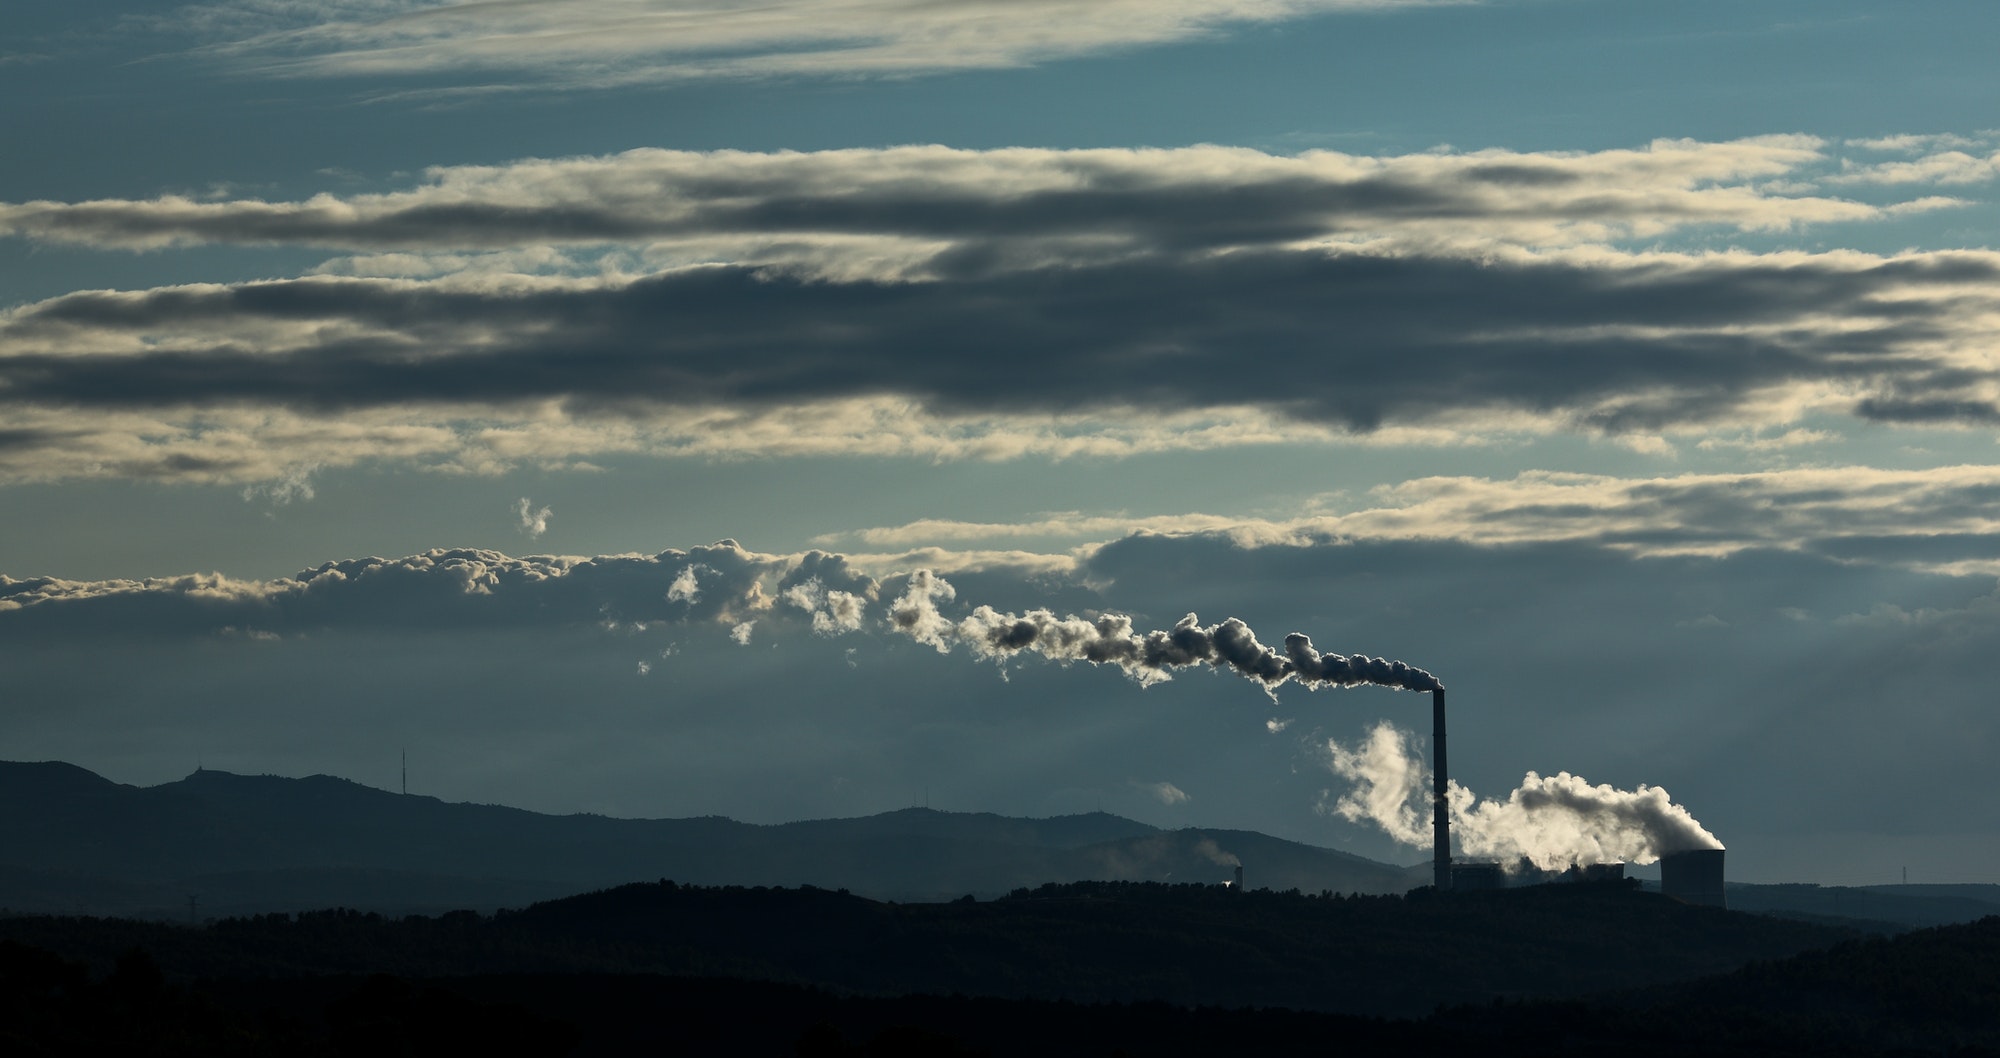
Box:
[1234,864,1243,891]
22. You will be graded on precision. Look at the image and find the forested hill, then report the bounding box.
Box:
[10,882,1995,1056]
[0,760,1412,916]
[4,900,1994,1056]
[0,879,1850,1018]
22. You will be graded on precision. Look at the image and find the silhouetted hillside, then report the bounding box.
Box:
[0,761,1407,917]
[8,887,1992,1056]
[0,880,1853,1018]
[1719,880,2000,930]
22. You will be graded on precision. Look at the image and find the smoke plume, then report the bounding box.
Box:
[1326,721,1722,868]
[887,570,1439,696]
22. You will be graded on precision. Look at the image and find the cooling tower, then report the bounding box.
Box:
[1659,848,1726,908]
[1432,687,1450,890]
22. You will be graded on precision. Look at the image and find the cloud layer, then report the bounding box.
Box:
[827,463,2000,575]
[167,0,1462,88]
[0,138,1903,255]
[1,140,1996,486]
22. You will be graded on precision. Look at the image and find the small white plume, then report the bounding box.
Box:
[729,620,756,645]
[515,497,553,538]
[1325,721,1722,868]
[1193,836,1241,868]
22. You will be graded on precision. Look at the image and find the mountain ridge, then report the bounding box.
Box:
[0,760,1414,917]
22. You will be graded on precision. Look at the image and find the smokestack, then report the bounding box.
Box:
[1660,848,1726,908]
[1234,864,1243,891]
[1433,687,1450,890]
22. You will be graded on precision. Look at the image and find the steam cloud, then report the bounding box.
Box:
[1326,721,1723,868]
[887,569,1440,696]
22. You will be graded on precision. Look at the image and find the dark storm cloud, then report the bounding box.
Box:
[5,248,1995,433]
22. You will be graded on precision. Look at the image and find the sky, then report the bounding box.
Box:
[4,0,1999,887]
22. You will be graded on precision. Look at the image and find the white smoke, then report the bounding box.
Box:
[1325,721,1722,869]
[1193,835,1241,868]
[885,570,1440,696]
[1325,722,1433,847]
[515,497,553,538]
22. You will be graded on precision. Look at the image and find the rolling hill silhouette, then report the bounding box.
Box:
[0,761,1413,917]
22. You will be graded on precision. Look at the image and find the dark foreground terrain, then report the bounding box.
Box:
[5,880,1996,1056]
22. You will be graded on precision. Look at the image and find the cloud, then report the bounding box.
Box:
[1136,780,1191,806]
[1845,134,1986,153]
[666,564,701,604]
[0,540,787,637]
[514,496,552,538]
[240,463,318,505]
[827,464,2000,575]
[0,139,1904,256]
[5,243,2000,485]
[3,139,1994,484]
[1830,150,2000,187]
[167,0,1467,89]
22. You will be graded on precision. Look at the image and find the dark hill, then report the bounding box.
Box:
[0,760,1407,917]
[0,879,1856,1019]
[1720,880,2000,930]
[6,911,1995,1056]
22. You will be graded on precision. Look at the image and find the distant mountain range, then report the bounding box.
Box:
[0,761,1417,918]
[6,760,1996,929]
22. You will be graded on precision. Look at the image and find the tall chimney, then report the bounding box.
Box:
[1433,687,1451,890]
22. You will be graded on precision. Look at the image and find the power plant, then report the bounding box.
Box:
[1424,686,1728,902]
